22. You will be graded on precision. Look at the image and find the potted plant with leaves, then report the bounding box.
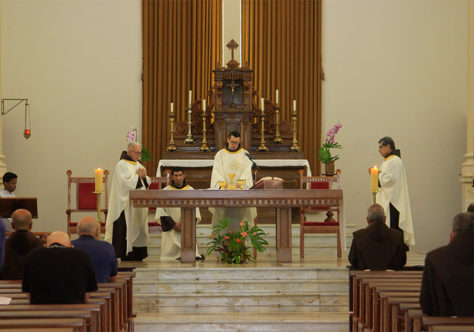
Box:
[319,123,342,176]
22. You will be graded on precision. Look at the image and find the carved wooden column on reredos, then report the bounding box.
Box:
[213,39,253,151]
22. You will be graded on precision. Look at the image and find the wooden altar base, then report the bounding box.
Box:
[120,250,426,332]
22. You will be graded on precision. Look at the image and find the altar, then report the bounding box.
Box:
[130,188,343,263]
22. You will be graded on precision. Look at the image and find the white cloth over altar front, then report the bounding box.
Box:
[156,159,312,177]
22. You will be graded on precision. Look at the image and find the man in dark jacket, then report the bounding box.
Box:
[0,209,43,280]
[348,204,407,270]
[23,231,97,304]
[420,212,474,316]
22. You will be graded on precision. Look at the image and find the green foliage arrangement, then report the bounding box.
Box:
[207,218,268,264]
[319,123,342,164]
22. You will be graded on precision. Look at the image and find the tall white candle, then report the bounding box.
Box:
[188,90,192,107]
[261,98,264,112]
[170,102,174,114]
[293,99,296,113]
[275,90,279,104]
[202,99,206,113]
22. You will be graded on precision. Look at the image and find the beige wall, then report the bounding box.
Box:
[0,0,469,252]
[322,0,468,252]
[1,0,142,231]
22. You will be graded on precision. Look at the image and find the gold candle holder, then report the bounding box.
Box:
[258,109,268,152]
[199,108,210,152]
[290,109,300,152]
[273,103,283,143]
[94,191,103,224]
[371,192,377,204]
[167,111,178,152]
[184,107,195,144]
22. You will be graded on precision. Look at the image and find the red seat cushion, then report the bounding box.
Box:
[303,221,339,227]
[148,222,161,227]
[310,181,330,190]
[69,222,105,227]
[77,183,97,210]
[149,182,160,190]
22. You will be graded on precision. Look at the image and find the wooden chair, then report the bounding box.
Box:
[299,169,342,258]
[66,170,109,235]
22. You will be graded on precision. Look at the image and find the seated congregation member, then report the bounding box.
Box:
[0,172,18,232]
[23,231,97,304]
[467,202,474,213]
[72,216,118,283]
[155,167,204,261]
[420,212,474,317]
[0,209,43,280]
[348,204,407,270]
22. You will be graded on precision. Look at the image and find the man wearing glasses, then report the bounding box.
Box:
[105,142,150,261]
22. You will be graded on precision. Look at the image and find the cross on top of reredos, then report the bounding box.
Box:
[226,39,240,69]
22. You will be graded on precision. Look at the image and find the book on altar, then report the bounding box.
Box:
[253,176,284,189]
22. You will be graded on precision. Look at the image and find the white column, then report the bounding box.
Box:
[461,0,474,210]
[0,12,8,179]
[222,0,242,65]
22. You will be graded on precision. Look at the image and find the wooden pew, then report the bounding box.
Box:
[0,310,93,331]
[0,318,86,331]
[407,308,424,332]
[0,305,101,331]
[350,270,422,331]
[117,270,136,332]
[421,317,474,332]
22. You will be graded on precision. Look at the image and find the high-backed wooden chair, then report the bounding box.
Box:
[147,175,170,233]
[299,169,342,258]
[66,170,109,235]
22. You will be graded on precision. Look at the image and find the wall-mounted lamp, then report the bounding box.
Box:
[1,98,31,139]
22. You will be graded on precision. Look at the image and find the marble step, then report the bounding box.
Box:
[148,233,353,247]
[134,291,349,311]
[147,244,347,258]
[134,267,349,281]
[134,278,348,294]
[134,311,348,332]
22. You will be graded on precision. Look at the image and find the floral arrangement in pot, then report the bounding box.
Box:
[319,123,342,175]
[207,219,268,264]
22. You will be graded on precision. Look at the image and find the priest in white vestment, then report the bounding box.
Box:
[375,137,415,246]
[210,131,257,232]
[105,142,151,261]
[155,167,203,260]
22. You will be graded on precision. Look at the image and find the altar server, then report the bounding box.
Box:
[105,142,151,261]
[155,167,203,260]
[210,131,257,232]
[375,137,415,246]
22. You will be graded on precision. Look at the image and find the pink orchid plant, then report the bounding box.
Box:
[319,123,342,164]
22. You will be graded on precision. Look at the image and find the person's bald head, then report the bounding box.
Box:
[77,216,100,239]
[11,209,33,231]
[46,231,72,247]
[366,204,386,224]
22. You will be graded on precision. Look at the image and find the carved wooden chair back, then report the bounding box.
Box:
[66,170,109,235]
[299,169,342,258]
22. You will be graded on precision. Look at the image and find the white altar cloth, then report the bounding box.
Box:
[156,159,312,177]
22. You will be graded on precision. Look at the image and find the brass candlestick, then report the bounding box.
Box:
[94,191,102,224]
[273,103,283,143]
[167,111,178,152]
[199,109,210,152]
[184,107,195,143]
[371,191,377,204]
[258,110,268,152]
[290,110,300,152]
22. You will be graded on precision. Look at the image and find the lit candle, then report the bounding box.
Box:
[188,90,192,107]
[202,99,206,113]
[261,98,265,112]
[170,102,174,114]
[370,166,379,192]
[95,168,103,193]
[293,99,296,113]
[275,89,279,105]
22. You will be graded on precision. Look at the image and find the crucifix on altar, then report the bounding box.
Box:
[213,39,254,150]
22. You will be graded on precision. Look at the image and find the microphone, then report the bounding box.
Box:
[245,152,259,170]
